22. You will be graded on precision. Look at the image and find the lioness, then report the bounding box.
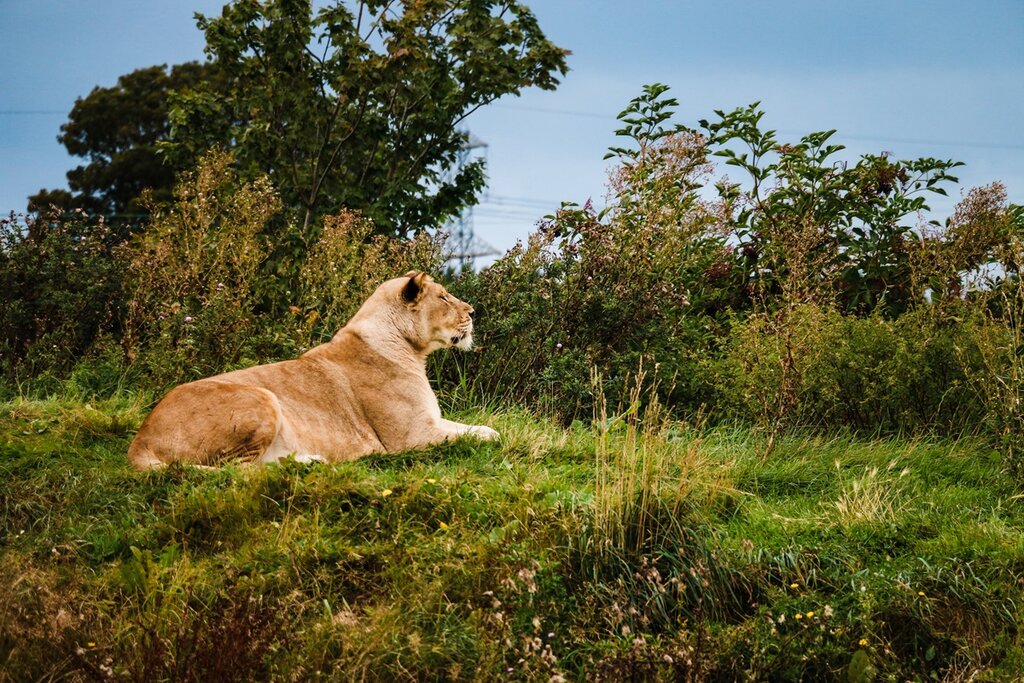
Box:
[128,271,498,469]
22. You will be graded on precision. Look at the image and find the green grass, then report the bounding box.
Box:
[2,395,1023,681]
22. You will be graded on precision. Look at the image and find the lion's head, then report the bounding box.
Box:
[347,271,476,355]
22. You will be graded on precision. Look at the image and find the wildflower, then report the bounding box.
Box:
[438,521,449,530]
[790,582,799,589]
[918,591,925,597]
[795,613,803,620]
[823,605,834,618]
[806,611,815,618]
[859,638,869,646]
[184,316,193,323]
[381,488,393,497]
[87,642,96,648]
[426,478,437,484]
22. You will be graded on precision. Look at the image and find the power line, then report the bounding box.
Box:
[482,193,560,208]
[492,103,1024,152]
[492,103,616,121]
[475,210,546,219]
[820,132,1023,152]
[6,105,1021,151]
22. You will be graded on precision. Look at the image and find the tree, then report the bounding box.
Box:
[28,62,223,221]
[161,0,569,238]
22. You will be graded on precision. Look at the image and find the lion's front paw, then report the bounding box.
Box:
[470,425,500,441]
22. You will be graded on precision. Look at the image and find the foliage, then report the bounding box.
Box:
[449,84,734,418]
[0,210,122,392]
[7,151,453,397]
[7,71,1024,682]
[28,62,224,221]
[115,149,447,392]
[119,150,282,388]
[444,84,1022,457]
[570,371,751,636]
[953,194,1024,476]
[296,209,444,348]
[162,0,569,240]
[698,103,963,317]
[24,0,567,337]
[714,304,985,437]
[700,179,1018,446]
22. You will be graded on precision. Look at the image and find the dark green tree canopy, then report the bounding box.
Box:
[161,0,569,236]
[29,62,222,218]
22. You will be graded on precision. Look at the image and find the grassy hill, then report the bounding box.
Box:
[2,394,1023,681]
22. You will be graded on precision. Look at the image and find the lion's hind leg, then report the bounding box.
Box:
[128,381,283,470]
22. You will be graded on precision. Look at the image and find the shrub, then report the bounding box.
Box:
[698,102,963,317]
[119,149,282,388]
[714,304,984,438]
[296,210,444,349]
[449,85,735,419]
[713,303,844,440]
[116,149,449,392]
[952,193,1024,476]
[0,209,123,394]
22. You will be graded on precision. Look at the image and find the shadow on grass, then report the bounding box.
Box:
[359,436,501,472]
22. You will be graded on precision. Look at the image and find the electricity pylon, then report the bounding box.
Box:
[446,131,500,270]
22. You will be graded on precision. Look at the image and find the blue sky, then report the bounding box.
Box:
[2,0,1021,257]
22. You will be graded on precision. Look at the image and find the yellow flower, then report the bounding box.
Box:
[790,583,799,589]
[426,478,437,484]
[438,521,449,530]
[87,642,96,648]
[859,638,869,646]
[806,611,815,618]
[381,488,393,498]
[794,613,803,620]
[917,591,925,597]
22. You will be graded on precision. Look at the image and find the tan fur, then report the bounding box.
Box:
[128,272,498,470]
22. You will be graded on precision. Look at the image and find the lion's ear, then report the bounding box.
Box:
[402,271,428,304]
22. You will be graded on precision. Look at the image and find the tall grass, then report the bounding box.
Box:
[829,459,913,528]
